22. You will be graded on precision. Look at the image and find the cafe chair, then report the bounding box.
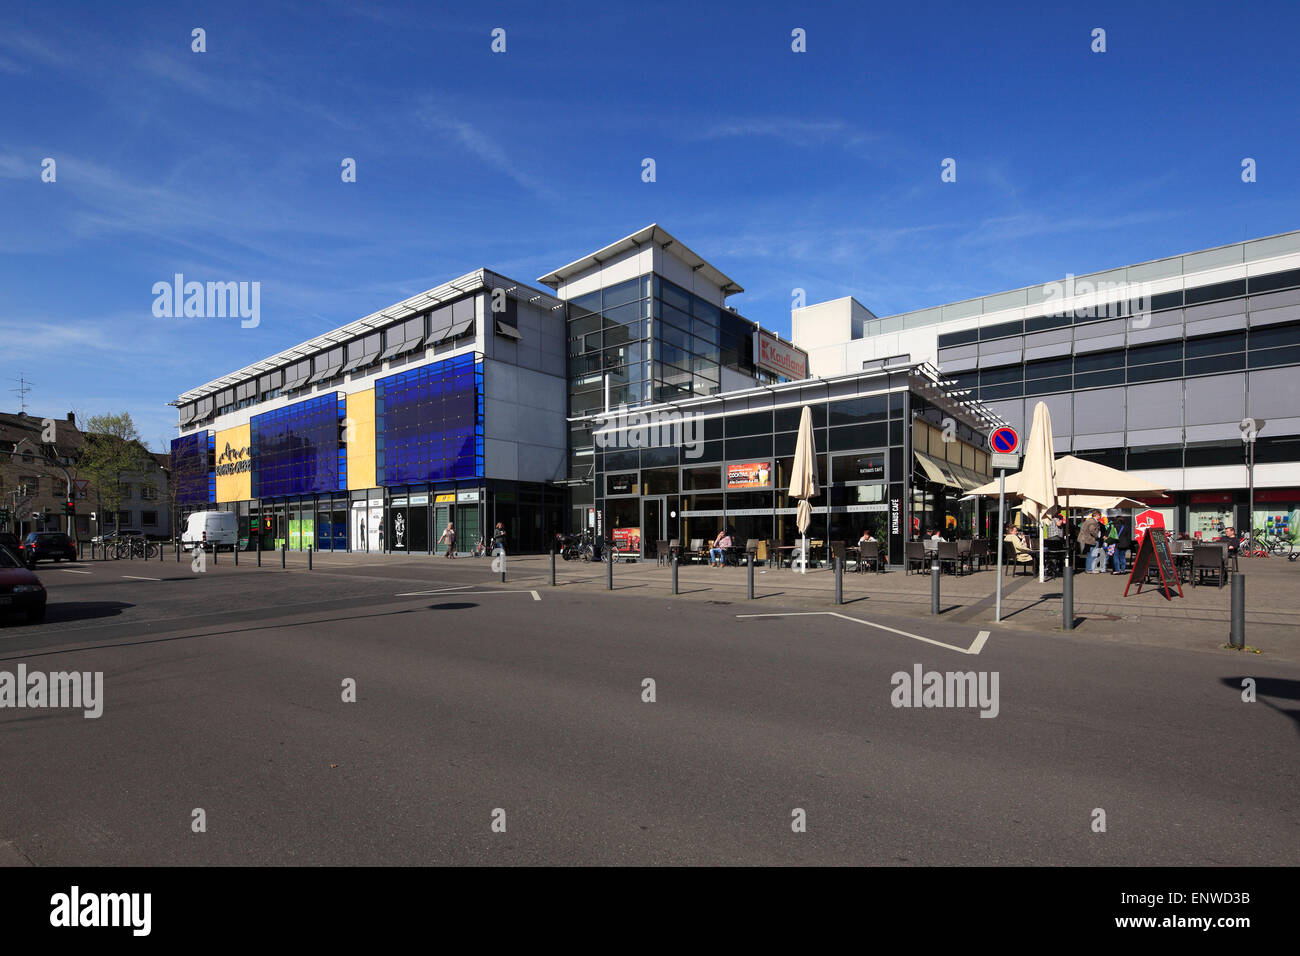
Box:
[656,539,670,567]
[1192,545,1225,588]
[830,540,847,571]
[905,541,927,574]
[688,538,704,564]
[937,540,962,575]
[857,540,884,573]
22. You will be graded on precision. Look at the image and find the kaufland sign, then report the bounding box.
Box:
[753,330,808,380]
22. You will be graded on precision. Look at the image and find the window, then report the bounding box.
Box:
[141,511,158,527]
[119,483,133,500]
[18,475,39,496]
[141,484,159,500]
[117,511,131,527]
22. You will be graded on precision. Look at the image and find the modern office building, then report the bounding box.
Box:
[794,230,1300,541]
[169,226,814,554]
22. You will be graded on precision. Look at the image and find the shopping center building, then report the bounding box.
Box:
[170,226,864,556]
[794,230,1300,542]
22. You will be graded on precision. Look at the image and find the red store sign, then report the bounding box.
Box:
[753,329,809,380]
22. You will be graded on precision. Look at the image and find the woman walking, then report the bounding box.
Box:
[438,522,457,559]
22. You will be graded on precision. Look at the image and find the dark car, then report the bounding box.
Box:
[0,545,46,622]
[19,531,78,565]
[0,532,20,555]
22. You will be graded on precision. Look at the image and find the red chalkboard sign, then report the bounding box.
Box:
[1123,527,1182,600]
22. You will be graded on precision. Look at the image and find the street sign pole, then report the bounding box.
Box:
[995,469,1006,622]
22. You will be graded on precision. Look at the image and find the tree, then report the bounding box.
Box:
[77,413,158,534]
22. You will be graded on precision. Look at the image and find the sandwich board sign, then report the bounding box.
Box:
[1123,526,1182,600]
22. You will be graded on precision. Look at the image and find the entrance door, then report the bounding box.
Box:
[642,497,664,559]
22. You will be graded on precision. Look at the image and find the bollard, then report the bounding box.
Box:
[550,548,556,587]
[308,546,312,571]
[212,544,218,565]
[234,544,238,566]
[747,553,755,600]
[930,559,940,615]
[498,549,506,584]
[606,551,613,590]
[281,545,286,569]
[834,555,843,606]
[159,541,163,563]
[175,539,180,562]
[129,541,133,561]
[91,542,96,560]
[1062,564,1074,631]
[672,553,679,595]
[1229,574,1245,649]
[257,540,262,566]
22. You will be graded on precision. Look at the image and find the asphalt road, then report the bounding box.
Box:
[1,554,1296,865]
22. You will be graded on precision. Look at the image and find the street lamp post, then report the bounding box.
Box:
[1243,418,1265,549]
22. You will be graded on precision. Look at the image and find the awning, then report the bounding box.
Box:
[914,451,962,490]
[178,404,197,426]
[494,319,521,341]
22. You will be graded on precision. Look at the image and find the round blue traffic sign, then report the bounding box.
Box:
[989,426,1019,454]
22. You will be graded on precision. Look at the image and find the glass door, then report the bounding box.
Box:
[642,497,664,559]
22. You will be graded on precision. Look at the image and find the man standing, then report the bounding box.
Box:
[1080,510,1104,573]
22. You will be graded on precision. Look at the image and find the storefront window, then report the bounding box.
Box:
[682,465,722,490]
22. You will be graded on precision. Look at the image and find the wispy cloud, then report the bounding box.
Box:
[417,101,556,202]
[694,117,883,150]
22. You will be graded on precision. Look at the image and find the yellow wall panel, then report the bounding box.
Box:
[214,423,252,503]
[346,390,376,490]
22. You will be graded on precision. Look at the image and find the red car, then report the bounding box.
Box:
[0,544,47,622]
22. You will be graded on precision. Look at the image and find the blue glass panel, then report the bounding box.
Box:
[250,393,343,498]
[171,431,213,505]
[374,354,485,485]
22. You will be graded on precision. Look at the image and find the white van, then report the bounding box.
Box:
[181,511,239,551]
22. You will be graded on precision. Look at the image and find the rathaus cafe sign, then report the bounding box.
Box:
[214,442,252,476]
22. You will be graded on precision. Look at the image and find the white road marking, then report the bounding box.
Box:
[735,611,990,655]
[121,575,162,582]
[394,588,542,602]
[58,569,92,574]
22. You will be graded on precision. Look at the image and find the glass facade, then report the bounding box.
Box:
[374,353,484,485]
[170,430,214,506]
[589,383,976,566]
[250,393,348,499]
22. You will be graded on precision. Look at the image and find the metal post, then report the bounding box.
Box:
[930,558,940,615]
[175,539,180,562]
[308,546,312,570]
[550,548,556,587]
[257,538,262,566]
[672,553,678,595]
[212,544,217,565]
[747,553,755,600]
[995,469,1006,622]
[1230,574,1245,649]
[1062,564,1074,631]
[834,555,842,605]
[1247,437,1255,553]
[281,544,285,569]
[234,543,238,565]
[606,551,613,590]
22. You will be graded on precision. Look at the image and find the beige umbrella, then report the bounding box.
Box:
[970,455,1169,498]
[788,405,819,574]
[1019,401,1057,581]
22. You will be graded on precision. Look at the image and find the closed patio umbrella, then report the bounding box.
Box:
[788,406,819,574]
[1019,401,1057,581]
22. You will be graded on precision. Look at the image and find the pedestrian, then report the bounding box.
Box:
[710,528,732,567]
[438,522,457,559]
[1107,518,1130,574]
[378,525,385,553]
[1080,509,1104,573]
[491,521,506,555]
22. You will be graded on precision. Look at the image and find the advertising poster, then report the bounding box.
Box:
[352,506,368,551]
[612,527,641,554]
[727,461,772,489]
[369,506,384,551]
[1134,508,1166,547]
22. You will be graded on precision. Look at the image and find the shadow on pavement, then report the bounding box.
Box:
[1220,676,1300,734]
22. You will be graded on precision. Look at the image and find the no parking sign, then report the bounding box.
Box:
[989,426,1019,455]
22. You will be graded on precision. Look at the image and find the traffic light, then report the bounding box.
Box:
[63,499,75,516]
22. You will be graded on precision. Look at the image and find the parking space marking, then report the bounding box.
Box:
[121,575,162,582]
[394,588,542,601]
[58,569,93,574]
[735,611,991,655]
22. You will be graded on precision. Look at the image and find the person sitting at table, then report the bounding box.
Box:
[1221,526,1240,555]
[857,529,876,547]
[1004,524,1033,567]
[709,528,732,567]
[924,527,946,551]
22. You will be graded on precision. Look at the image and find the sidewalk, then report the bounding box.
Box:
[488,552,1300,661]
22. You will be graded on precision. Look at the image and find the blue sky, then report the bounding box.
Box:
[2,0,1297,448]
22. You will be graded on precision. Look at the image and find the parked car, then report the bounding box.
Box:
[19,531,78,565]
[0,545,47,622]
[91,529,142,545]
[181,511,238,551]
